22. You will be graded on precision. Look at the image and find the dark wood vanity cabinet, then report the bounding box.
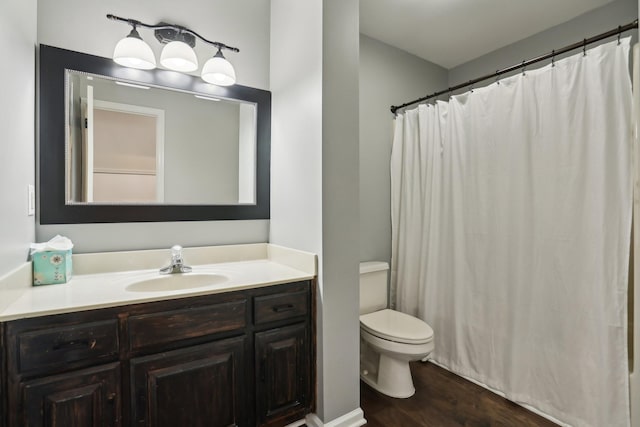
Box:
[253,289,312,426]
[0,280,314,427]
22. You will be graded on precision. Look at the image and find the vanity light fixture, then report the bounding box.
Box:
[160,40,198,72]
[201,48,236,86]
[112,25,157,70]
[107,14,239,85]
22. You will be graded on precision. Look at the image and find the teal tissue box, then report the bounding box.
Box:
[32,250,72,285]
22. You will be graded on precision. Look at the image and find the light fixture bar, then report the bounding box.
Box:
[115,81,150,89]
[106,14,240,53]
[194,95,221,101]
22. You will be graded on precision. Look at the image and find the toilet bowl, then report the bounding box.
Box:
[359,262,434,398]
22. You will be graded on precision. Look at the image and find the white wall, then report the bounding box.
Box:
[36,0,270,252]
[270,0,362,424]
[359,35,448,265]
[270,3,322,253]
[0,1,37,276]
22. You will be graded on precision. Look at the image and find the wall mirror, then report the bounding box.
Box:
[39,45,270,224]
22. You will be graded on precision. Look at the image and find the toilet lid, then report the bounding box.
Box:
[360,309,434,345]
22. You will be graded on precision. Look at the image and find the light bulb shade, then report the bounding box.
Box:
[160,41,198,72]
[113,34,156,70]
[201,55,236,86]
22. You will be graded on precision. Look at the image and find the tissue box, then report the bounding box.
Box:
[32,250,72,285]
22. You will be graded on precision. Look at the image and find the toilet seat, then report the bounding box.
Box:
[360,309,433,345]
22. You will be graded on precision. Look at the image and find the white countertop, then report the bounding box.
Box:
[0,243,316,322]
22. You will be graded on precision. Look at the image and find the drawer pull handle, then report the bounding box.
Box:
[53,338,97,351]
[272,304,295,313]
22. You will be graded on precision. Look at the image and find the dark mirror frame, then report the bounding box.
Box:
[39,44,270,224]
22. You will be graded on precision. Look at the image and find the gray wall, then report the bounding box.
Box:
[270,0,362,423]
[0,1,37,276]
[163,95,239,204]
[449,0,637,86]
[321,1,361,421]
[359,35,448,264]
[36,0,270,252]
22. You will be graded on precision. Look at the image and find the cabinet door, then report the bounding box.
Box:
[255,323,309,426]
[19,362,120,427]
[1,323,5,427]
[130,335,247,427]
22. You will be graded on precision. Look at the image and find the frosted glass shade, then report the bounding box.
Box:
[113,35,156,70]
[160,41,198,72]
[201,56,236,86]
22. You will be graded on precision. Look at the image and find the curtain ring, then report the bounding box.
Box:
[521,60,526,76]
[495,70,501,85]
[618,26,622,45]
[551,49,555,67]
[448,88,452,100]
[583,38,587,56]
[469,81,474,93]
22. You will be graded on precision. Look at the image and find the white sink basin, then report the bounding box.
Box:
[125,273,228,292]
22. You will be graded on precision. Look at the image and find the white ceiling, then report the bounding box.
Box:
[360,0,615,69]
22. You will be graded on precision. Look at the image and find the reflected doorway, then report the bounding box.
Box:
[80,96,165,203]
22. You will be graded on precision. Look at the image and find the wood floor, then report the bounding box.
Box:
[360,362,558,427]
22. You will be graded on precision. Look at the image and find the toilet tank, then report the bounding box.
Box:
[360,261,389,315]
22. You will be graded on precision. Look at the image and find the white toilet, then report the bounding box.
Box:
[359,261,434,398]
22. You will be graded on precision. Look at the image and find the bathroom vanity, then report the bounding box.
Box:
[13,42,317,426]
[0,244,316,427]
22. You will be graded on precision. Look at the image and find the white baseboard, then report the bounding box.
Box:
[305,408,367,427]
[284,419,307,427]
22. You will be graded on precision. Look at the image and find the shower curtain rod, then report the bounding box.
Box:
[390,19,639,115]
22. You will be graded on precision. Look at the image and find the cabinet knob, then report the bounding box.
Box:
[107,392,117,401]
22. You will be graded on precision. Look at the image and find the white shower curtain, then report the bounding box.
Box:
[391,38,633,427]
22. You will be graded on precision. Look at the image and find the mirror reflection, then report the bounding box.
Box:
[65,70,257,205]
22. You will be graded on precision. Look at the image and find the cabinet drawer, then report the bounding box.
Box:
[128,299,247,351]
[16,320,119,375]
[254,290,308,325]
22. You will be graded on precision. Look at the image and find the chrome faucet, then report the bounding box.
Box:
[160,245,192,274]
